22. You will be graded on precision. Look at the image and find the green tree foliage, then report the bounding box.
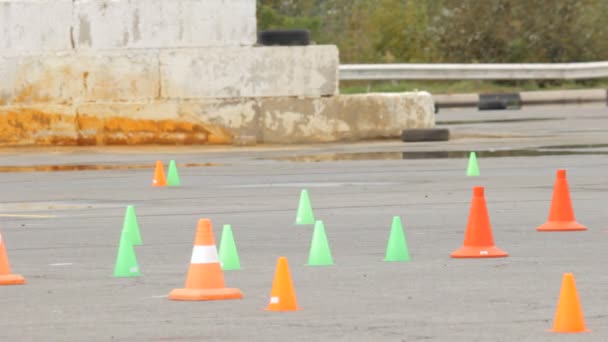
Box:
[257,0,608,64]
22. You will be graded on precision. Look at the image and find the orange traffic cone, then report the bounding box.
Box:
[266,256,298,311]
[152,160,167,187]
[168,219,243,301]
[451,187,508,258]
[551,273,589,333]
[537,169,587,232]
[0,232,25,285]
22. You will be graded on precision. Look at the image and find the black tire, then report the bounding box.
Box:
[258,29,311,46]
[401,128,450,142]
[478,93,522,110]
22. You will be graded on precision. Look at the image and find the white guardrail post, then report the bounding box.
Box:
[339,62,608,81]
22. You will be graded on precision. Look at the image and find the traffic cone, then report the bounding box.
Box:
[551,273,589,333]
[296,189,315,225]
[466,152,480,176]
[307,220,333,266]
[218,224,241,270]
[123,205,142,246]
[113,229,141,277]
[451,187,508,258]
[167,160,181,187]
[384,216,410,262]
[0,232,25,285]
[168,219,243,301]
[537,169,587,232]
[152,160,167,187]
[266,256,298,311]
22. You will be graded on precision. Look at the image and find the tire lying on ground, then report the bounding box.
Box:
[258,29,311,46]
[478,93,522,110]
[401,128,450,142]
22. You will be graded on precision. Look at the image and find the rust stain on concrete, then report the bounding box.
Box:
[0,108,76,145]
[13,85,52,104]
[0,107,233,146]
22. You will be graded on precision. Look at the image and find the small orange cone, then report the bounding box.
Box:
[451,187,508,258]
[152,160,167,187]
[551,273,589,333]
[168,219,243,301]
[266,256,298,311]
[537,169,587,232]
[0,232,25,285]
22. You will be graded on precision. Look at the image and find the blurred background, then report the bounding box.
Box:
[257,0,608,94]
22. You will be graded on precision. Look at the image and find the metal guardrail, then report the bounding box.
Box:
[339,61,608,81]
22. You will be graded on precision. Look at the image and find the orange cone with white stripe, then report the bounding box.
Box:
[168,219,243,301]
[0,232,25,285]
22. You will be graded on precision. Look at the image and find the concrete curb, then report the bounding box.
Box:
[434,88,607,109]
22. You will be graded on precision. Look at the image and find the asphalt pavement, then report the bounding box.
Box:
[0,104,606,341]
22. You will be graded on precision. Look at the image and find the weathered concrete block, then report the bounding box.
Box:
[0,55,84,105]
[160,45,339,99]
[179,99,260,143]
[80,52,160,102]
[161,48,255,99]
[74,0,256,50]
[252,46,339,97]
[0,0,73,55]
[0,104,77,145]
[0,92,435,146]
[260,92,435,143]
[76,102,196,145]
[0,52,160,105]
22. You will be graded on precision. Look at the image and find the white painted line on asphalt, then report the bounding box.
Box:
[49,263,73,266]
[0,214,57,218]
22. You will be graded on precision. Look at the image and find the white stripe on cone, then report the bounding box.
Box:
[190,245,219,264]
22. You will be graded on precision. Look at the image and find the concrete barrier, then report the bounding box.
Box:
[259,92,434,143]
[1,0,256,56]
[160,46,339,98]
[0,46,338,104]
[0,0,434,146]
[0,0,73,56]
[0,92,434,146]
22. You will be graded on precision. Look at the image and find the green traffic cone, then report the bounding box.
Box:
[466,152,480,176]
[384,216,410,262]
[113,230,141,277]
[296,189,315,225]
[123,205,142,246]
[218,224,241,270]
[307,220,334,266]
[167,160,181,187]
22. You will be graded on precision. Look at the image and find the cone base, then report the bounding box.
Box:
[384,257,410,262]
[265,305,299,312]
[537,220,587,232]
[113,272,141,278]
[0,274,25,285]
[551,328,590,333]
[451,246,508,258]
[168,287,243,301]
